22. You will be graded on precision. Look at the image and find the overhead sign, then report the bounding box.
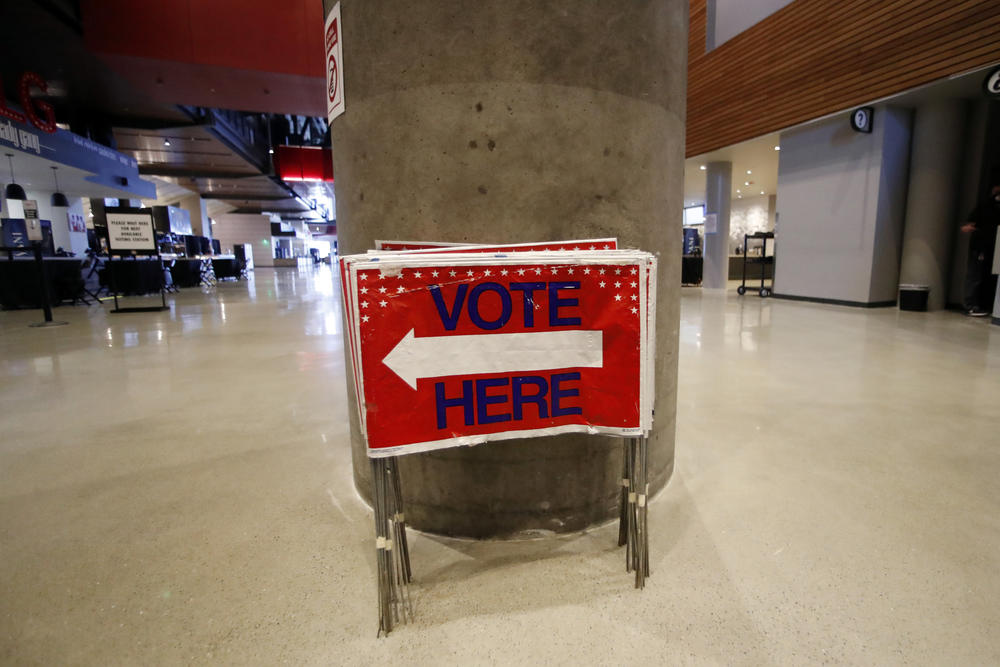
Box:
[325,3,345,124]
[850,106,874,133]
[984,66,1000,98]
[106,211,156,252]
[341,249,655,457]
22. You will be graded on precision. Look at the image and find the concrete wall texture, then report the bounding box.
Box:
[327,0,688,537]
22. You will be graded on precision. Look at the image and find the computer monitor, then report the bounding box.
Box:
[183,235,201,256]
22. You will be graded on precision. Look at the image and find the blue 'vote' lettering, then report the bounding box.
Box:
[429,281,581,330]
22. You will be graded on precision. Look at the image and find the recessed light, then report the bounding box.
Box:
[736,189,741,193]
[699,165,706,170]
[760,191,765,195]
[746,170,752,175]
[744,181,750,185]
[774,146,781,151]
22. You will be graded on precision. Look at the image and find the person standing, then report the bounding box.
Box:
[960,180,1000,317]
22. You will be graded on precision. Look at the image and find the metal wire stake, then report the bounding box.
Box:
[371,459,389,636]
[385,459,412,621]
[618,439,629,547]
[642,436,651,580]
[389,458,412,583]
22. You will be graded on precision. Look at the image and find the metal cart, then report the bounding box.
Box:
[736,231,774,297]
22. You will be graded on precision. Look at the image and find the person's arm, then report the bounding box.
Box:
[961,203,981,234]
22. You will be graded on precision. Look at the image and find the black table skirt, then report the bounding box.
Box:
[104,260,164,296]
[212,258,240,280]
[0,259,85,310]
[169,258,204,288]
[682,256,703,285]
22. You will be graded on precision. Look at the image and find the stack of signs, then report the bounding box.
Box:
[339,238,657,633]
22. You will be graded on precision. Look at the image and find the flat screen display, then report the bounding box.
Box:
[684,205,705,226]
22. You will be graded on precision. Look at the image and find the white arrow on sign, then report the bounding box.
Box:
[383,329,604,389]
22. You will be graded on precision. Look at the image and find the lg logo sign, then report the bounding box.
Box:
[0,71,58,134]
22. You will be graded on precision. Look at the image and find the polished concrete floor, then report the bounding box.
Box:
[1,267,998,665]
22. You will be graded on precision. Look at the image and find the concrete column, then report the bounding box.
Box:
[327,0,687,537]
[703,161,732,288]
[899,101,966,310]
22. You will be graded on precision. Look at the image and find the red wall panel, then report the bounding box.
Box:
[82,0,324,78]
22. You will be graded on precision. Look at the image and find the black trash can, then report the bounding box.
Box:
[898,284,930,311]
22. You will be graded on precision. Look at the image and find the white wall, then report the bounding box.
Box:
[708,0,795,49]
[211,213,274,267]
[3,190,89,256]
[867,109,912,302]
[774,106,912,304]
[729,194,772,251]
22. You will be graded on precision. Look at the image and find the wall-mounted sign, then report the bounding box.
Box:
[704,213,718,234]
[983,66,1000,98]
[325,3,345,124]
[850,106,874,133]
[0,105,156,198]
[106,211,156,252]
[68,211,86,233]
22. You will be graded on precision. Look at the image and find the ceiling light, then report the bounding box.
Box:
[163,139,171,147]
[736,189,741,193]
[50,167,69,207]
[699,165,706,170]
[760,191,765,195]
[774,145,780,151]
[268,148,275,155]
[4,154,25,200]
[744,181,750,185]
[746,170,752,174]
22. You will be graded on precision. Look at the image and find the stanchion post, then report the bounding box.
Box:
[27,242,68,328]
[33,243,53,323]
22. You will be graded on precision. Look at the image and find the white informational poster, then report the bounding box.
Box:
[106,212,155,251]
[325,3,345,124]
[23,200,42,241]
[704,213,718,234]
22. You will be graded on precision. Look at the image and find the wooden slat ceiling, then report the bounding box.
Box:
[686,0,1000,157]
[113,126,260,178]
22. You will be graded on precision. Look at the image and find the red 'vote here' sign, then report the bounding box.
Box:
[341,250,655,457]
